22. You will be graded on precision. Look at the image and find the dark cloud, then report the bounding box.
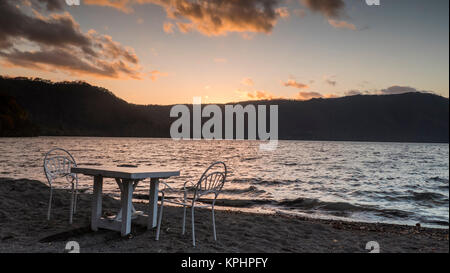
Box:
[0,2,91,51]
[86,0,285,36]
[345,86,433,97]
[344,90,367,96]
[35,0,65,11]
[300,0,345,18]
[0,0,141,79]
[380,86,430,95]
[325,79,337,86]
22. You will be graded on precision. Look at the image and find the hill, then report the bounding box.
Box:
[0,76,448,143]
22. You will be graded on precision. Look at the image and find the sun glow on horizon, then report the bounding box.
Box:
[0,0,448,105]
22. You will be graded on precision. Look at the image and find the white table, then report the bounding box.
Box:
[71,166,180,236]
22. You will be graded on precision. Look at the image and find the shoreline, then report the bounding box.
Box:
[1,135,449,145]
[0,178,448,253]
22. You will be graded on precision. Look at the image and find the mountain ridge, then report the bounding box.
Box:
[0,76,448,143]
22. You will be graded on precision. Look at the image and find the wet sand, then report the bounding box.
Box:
[0,178,448,253]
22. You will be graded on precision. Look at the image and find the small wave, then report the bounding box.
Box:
[277,197,412,218]
[240,157,261,162]
[78,162,102,166]
[221,186,266,195]
[231,178,295,186]
[410,191,447,202]
[429,177,449,183]
[419,219,449,226]
[117,164,138,168]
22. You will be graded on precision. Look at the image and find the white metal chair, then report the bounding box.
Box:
[43,148,79,224]
[156,161,227,247]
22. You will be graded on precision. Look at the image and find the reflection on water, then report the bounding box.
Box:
[0,137,448,228]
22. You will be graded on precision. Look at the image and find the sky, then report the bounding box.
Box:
[0,0,448,105]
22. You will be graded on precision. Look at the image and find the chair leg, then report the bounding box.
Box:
[191,206,196,247]
[47,188,53,221]
[156,194,165,241]
[73,182,78,214]
[182,204,187,235]
[69,184,74,224]
[212,205,217,241]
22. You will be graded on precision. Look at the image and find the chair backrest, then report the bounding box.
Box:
[43,148,77,186]
[194,161,227,199]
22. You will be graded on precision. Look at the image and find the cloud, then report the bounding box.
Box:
[300,0,357,30]
[379,86,429,95]
[345,86,434,96]
[84,0,134,13]
[85,0,286,36]
[300,0,345,18]
[344,90,368,96]
[323,93,338,98]
[275,7,290,19]
[240,89,277,100]
[328,19,356,30]
[323,75,337,86]
[0,0,143,79]
[293,9,307,18]
[31,0,65,11]
[241,77,254,87]
[149,70,168,81]
[325,79,337,86]
[295,91,324,100]
[163,22,175,33]
[283,79,309,89]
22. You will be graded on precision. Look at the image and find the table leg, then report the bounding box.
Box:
[121,179,133,236]
[148,178,159,229]
[114,179,139,221]
[91,176,103,231]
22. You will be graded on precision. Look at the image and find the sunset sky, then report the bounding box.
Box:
[0,0,448,105]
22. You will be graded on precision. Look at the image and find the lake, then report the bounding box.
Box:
[0,137,448,228]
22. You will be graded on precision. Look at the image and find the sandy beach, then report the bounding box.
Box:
[0,178,448,253]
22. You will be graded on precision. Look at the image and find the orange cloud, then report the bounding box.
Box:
[323,93,338,98]
[84,0,134,13]
[163,22,175,33]
[241,77,254,87]
[275,7,290,19]
[283,79,309,89]
[245,90,276,100]
[85,0,286,36]
[149,70,168,81]
[328,19,356,30]
[236,88,280,101]
[295,91,324,100]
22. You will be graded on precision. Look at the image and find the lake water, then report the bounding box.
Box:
[0,137,448,228]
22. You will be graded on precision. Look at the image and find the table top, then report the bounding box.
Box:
[71,166,180,180]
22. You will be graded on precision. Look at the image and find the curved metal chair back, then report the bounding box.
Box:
[43,148,79,224]
[155,161,228,245]
[44,148,77,186]
[193,161,227,199]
